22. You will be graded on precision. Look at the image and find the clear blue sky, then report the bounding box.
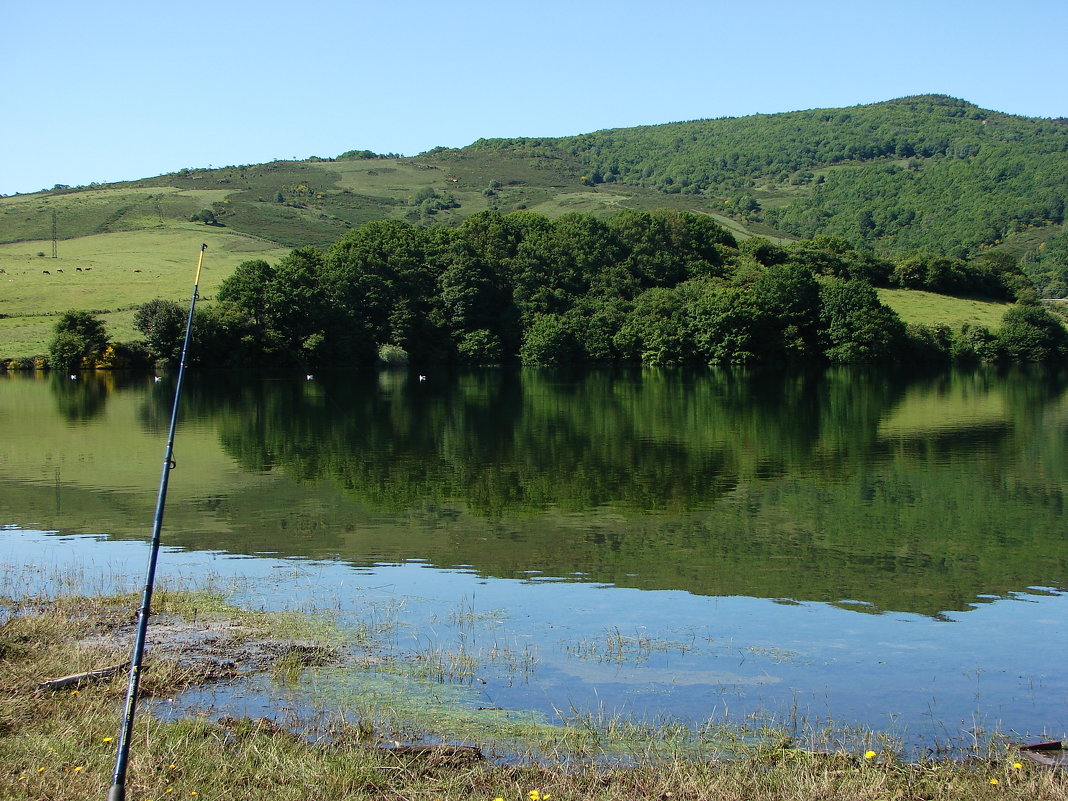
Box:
[3,0,1065,196]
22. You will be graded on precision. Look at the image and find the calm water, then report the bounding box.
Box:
[2,365,1068,749]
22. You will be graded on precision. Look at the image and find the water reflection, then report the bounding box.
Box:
[2,365,1068,618]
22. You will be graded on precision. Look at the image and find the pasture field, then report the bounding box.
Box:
[877,288,1011,330]
[0,227,288,358]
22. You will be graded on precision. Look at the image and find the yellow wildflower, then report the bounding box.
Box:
[102,737,114,743]
[864,750,876,759]
[1013,762,1023,769]
[72,766,84,772]
[990,778,999,784]
[529,792,540,801]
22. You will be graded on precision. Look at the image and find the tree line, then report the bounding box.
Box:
[32,209,1041,372]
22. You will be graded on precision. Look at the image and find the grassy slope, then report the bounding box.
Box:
[0,226,289,358]
[0,150,773,250]
[876,288,1010,329]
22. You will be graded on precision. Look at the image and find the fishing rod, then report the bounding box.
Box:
[108,243,207,801]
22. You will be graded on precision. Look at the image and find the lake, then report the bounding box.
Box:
[2,365,1067,752]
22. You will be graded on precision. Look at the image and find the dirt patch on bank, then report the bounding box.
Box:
[74,612,383,682]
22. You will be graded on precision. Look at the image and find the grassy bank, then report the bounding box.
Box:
[1,587,1063,801]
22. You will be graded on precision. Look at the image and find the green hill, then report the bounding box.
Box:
[3,94,1064,262]
[473,94,1067,263]
[1,95,1066,359]
[0,152,761,251]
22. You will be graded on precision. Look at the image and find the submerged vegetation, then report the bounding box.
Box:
[1,583,1064,801]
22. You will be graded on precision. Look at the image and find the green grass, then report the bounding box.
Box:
[0,226,288,358]
[877,287,1011,329]
[0,186,235,244]
[1,150,778,252]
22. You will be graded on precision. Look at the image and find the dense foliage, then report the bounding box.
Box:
[122,209,1057,369]
[471,95,1068,285]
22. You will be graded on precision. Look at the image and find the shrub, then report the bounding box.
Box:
[615,288,690,365]
[47,311,108,372]
[48,331,86,372]
[134,299,187,363]
[95,342,151,369]
[819,279,905,363]
[997,305,1068,361]
[520,314,579,365]
[456,330,502,364]
[378,343,409,366]
[903,323,953,362]
[189,209,218,225]
[951,323,1001,362]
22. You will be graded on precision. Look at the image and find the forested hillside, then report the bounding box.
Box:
[471,95,1068,290]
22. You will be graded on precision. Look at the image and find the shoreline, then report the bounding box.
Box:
[1,588,1063,800]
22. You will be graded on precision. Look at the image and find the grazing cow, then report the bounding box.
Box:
[76,267,82,272]
[42,270,50,275]
[56,269,63,273]
[133,269,141,273]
